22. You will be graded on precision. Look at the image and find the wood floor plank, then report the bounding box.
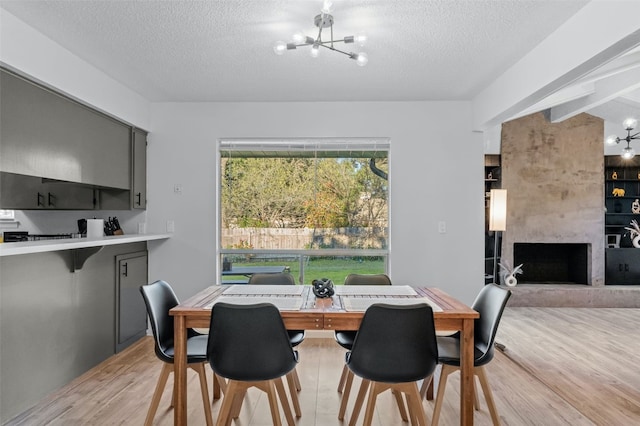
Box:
[4,308,639,425]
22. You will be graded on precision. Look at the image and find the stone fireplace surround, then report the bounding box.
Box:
[499,112,640,307]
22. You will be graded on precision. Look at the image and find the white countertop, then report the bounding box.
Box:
[0,233,171,257]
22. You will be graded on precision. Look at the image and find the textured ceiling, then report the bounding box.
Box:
[0,0,590,103]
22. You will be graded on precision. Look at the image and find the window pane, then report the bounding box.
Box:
[218,139,389,283]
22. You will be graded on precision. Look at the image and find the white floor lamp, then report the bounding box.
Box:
[489,189,507,285]
[489,189,508,352]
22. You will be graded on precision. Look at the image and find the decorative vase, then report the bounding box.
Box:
[633,235,640,248]
[504,274,518,287]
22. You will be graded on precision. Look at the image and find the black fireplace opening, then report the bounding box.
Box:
[513,243,589,284]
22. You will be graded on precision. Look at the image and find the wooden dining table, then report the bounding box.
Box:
[170,285,479,425]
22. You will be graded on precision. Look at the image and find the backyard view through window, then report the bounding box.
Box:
[219,139,389,284]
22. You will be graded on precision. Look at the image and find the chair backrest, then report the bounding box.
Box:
[139,280,182,363]
[344,273,391,286]
[248,272,296,285]
[346,303,438,383]
[472,284,512,365]
[207,302,298,381]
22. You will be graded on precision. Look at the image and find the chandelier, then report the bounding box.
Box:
[606,118,640,159]
[273,1,368,66]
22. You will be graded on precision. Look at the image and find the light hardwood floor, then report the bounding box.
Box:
[5,308,640,425]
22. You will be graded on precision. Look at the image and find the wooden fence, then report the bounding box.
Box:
[221,227,388,250]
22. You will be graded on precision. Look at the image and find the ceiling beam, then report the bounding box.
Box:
[549,66,640,123]
[472,1,640,131]
[510,83,595,122]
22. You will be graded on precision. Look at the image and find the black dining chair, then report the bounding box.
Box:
[206,302,300,426]
[335,273,392,421]
[345,303,439,426]
[139,280,224,426]
[428,284,512,426]
[247,272,304,416]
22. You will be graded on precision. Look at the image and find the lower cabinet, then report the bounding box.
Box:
[605,248,640,284]
[115,251,148,353]
[0,242,147,423]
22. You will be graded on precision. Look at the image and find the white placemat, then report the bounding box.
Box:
[342,296,442,312]
[334,285,417,296]
[205,296,304,310]
[223,284,304,296]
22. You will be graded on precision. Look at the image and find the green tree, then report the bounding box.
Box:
[221,156,387,230]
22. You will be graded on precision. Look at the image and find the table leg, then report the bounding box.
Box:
[460,318,474,425]
[174,315,188,426]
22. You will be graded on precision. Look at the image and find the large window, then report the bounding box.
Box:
[218,138,389,284]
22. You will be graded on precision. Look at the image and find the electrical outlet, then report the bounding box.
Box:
[174,184,183,194]
[166,220,175,233]
[438,221,446,233]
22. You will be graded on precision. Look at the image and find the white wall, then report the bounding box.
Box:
[148,102,485,304]
[1,8,486,305]
[0,9,150,129]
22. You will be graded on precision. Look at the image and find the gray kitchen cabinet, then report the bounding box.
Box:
[0,69,131,189]
[0,172,96,210]
[132,128,147,209]
[115,251,148,352]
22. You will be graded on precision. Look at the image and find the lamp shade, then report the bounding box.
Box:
[489,189,507,231]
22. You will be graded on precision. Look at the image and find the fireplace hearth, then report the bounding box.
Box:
[514,243,589,284]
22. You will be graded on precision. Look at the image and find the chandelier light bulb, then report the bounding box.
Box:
[605,135,619,146]
[356,52,368,66]
[273,41,287,55]
[354,33,367,47]
[622,146,636,159]
[292,32,305,44]
[310,44,320,58]
[623,118,638,131]
[321,1,333,14]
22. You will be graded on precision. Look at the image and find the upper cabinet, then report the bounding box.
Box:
[132,128,147,209]
[0,68,147,210]
[0,69,130,189]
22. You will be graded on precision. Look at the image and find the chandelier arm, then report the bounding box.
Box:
[320,44,354,58]
[319,38,350,45]
[630,131,640,139]
[331,23,334,49]
[315,22,324,43]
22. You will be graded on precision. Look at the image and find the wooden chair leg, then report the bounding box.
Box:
[144,363,171,426]
[230,388,247,419]
[392,389,409,421]
[402,382,428,426]
[291,367,302,391]
[337,364,348,392]
[362,382,387,426]
[348,379,370,426]
[419,375,434,400]
[216,380,241,426]
[273,378,295,426]
[431,364,455,426]
[473,375,481,411]
[213,373,227,401]
[265,380,283,426]
[286,372,302,417]
[476,366,501,426]
[192,363,214,426]
[338,369,355,420]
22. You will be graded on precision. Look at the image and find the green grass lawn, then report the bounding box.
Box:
[223,257,385,284]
